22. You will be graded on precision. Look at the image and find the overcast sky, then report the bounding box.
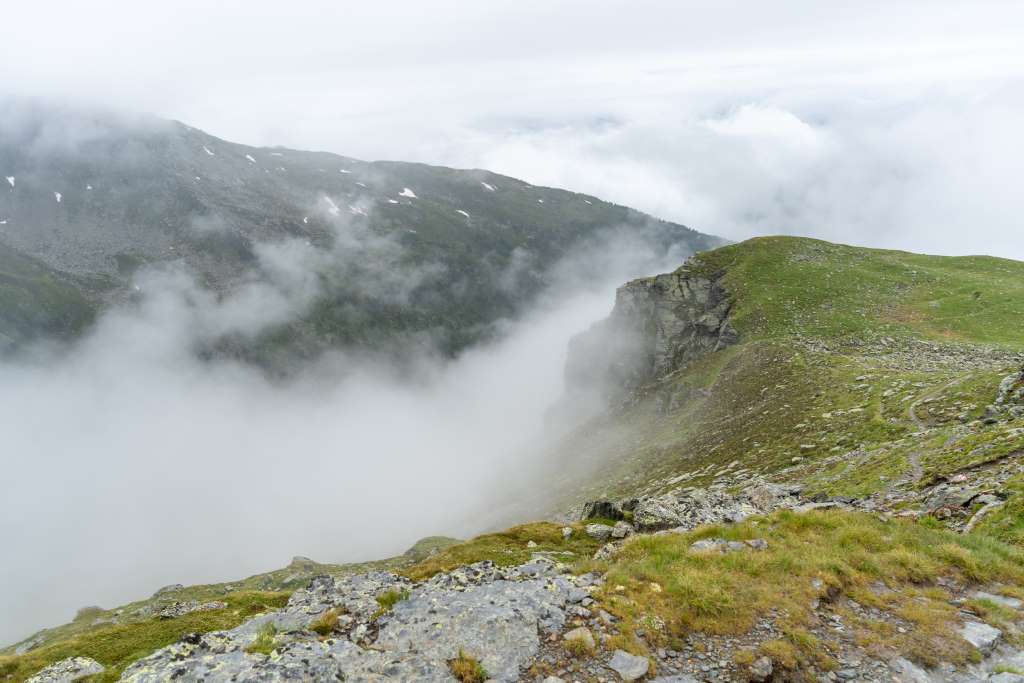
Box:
[2,0,1024,257]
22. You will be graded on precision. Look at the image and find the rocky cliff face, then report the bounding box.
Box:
[565,260,737,406]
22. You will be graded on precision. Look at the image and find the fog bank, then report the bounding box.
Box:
[0,226,687,646]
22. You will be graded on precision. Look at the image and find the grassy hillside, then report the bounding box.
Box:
[694,237,1024,346]
[554,236,1024,503]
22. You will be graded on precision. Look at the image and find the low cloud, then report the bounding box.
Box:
[0,220,689,646]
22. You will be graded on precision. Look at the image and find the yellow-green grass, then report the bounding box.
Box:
[590,509,1024,669]
[402,522,601,581]
[243,623,279,656]
[0,592,288,683]
[448,648,488,683]
[691,236,1024,348]
[309,609,340,637]
[372,588,411,619]
[974,474,1024,548]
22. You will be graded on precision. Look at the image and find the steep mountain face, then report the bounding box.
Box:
[0,100,721,359]
[565,262,738,407]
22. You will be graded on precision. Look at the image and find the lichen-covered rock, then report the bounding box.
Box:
[376,561,577,681]
[119,632,452,682]
[585,523,613,541]
[155,600,227,619]
[610,520,634,539]
[26,656,104,683]
[117,558,592,683]
[632,482,801,532]
[632,498,683,531]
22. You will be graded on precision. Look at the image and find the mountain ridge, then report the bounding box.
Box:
[0,100,722,360]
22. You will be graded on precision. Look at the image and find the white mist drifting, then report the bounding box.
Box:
[0,224,689,646]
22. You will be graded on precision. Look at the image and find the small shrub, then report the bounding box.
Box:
[245,623,278,655]
[309,608,339,636]
[374,588,410,617]
[564,638,593,657]
[449,649,488,683]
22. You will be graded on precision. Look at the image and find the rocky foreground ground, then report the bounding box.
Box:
[22,470,1024,682]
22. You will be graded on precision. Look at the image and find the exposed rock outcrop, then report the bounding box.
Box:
[565,260,737,406]
[155,600,227,620]
[25,656,104,683]
[118,559,601,683]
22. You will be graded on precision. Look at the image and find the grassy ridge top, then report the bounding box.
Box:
[690,236,1024,348]
[555,236,1024,503]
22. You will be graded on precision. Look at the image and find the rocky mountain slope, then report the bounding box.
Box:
[0,100,720,360]
[4,237,1024,682]
[553,236,1024,504]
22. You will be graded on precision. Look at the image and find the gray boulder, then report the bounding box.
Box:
[608,649,650,681]
[611,521,635,539]
[969,591,1023,610]
[633,499,682,531]
[585,523,614,541]
[582,500,625,521]
[959,620,1001,654]
[156,600,227,619]
[749,655,773,682]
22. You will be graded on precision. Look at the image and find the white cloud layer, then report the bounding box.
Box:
[3,1,1022,256]
[0,220,687,645]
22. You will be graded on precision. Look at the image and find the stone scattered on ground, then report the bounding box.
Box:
[689,537,768,552]
[585,481,803,534]
[114,558,600,683]
[155,600,228,619]
[25,656,104,683]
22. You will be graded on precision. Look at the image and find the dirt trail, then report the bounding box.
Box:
[904,376,970,483]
